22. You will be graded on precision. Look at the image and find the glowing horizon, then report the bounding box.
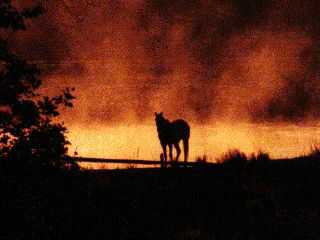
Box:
[66,121,320,163]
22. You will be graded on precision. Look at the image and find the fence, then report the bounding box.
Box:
[74,157,214,168]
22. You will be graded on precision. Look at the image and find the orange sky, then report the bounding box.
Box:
[11,0,320,162]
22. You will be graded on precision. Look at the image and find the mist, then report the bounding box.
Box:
[7,0,320,159]
[9,0,320,125]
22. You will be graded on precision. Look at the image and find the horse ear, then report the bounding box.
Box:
[160,112,163,116]
[154,112,158,117]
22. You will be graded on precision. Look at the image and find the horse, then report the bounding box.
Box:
[155,112,190,164]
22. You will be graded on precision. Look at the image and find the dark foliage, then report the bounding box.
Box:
[0,1,76,170]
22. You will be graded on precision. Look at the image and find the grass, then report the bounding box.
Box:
[196,154,208,163]
[216,149,270,165]
[216,149,247,165]
[2,148,320,240]
[307,144,320,158]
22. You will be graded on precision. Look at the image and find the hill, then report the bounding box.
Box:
[2,157,320,239]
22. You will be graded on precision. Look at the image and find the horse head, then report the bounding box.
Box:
[155,112,164,124]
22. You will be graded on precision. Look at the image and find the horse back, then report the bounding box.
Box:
[171,119,190,140]
[157,118,190,145]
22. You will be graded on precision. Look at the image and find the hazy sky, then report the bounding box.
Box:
[12,0,320,125]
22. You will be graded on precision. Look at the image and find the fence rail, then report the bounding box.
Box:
[74,157,215,167]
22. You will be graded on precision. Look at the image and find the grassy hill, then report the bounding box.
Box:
[2,156,320,240]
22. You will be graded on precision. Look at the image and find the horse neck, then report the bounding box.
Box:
[157,118,170,131]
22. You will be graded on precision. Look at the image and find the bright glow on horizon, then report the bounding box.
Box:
[67,122,320,166]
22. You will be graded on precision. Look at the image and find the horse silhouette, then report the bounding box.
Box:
[155,112,190,164]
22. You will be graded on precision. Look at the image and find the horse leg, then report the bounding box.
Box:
[160,153,164,168]
[162,144,167,162]
[169,144,173,162]
[174,143,181,162]
[183,138,189,162]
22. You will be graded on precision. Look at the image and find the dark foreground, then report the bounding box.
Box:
[2,158,320,240]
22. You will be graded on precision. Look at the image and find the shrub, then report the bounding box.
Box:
[217,149,247,166]
[250,151,270,162]
[307,144,320,159]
